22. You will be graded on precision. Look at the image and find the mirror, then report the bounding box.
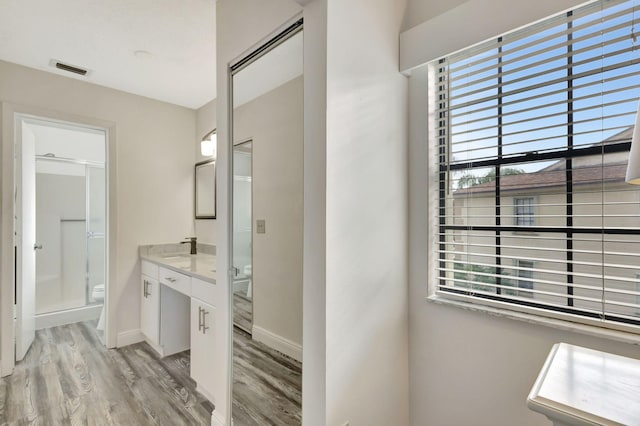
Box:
[195,160,216,219]
[230,24,303,424]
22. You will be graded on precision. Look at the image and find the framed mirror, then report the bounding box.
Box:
[195,159,216,219]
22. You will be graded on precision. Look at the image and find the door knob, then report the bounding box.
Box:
[33,243,43,250]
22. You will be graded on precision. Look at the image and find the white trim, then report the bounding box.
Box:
[197,384,215,405]
[35,305,102,330]
[211,411,226,426]
[399,0,589,73]
[116,329,144,347]
[251,325,302,362]
[427,295,640,346]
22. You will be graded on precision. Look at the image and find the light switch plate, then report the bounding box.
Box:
[256,219,266,234]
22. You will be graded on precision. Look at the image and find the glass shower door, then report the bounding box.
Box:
[87,165,105,305]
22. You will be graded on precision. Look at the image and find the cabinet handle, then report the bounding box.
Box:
[166,277,176,283]
[143,280,148,298]
[146,281,151,297]
[202,309,210,334]
[198,306,203,331]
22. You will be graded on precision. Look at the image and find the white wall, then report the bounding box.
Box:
[401,0,468,32]
[400,0,589,72]
[324,0,409,424]
[216,1,303,423]
[218,2,410,424]
[195,98,217,244]
[234,76,303,350]
[0,59,196,347]
[406,1,640,424]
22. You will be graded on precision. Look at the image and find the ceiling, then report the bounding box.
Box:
[0,0,217,109]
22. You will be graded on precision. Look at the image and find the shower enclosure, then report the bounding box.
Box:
[34,152,105,325]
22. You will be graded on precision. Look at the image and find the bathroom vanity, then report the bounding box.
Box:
[139,243,217,403]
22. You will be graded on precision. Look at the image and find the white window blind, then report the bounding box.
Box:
[431,0,640,330]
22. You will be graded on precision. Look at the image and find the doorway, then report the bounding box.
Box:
[14,115,108,361]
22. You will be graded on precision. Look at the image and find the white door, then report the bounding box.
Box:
[15,121,36,361]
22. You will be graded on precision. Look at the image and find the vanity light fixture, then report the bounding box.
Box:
[625,101,640,184]
[201,130,217,157]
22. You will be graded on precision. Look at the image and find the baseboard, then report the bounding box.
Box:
[251,325,302,362]
[211,410,226,426]
[116,329,144,347]
[35,304,103,330]
[196,384,215,405]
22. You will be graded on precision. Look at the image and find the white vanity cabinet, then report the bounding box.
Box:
[140,260,190,357]
[191,295,216,402]
[140,261,160,346]
[139,251,217,405]
[140,275,160,345]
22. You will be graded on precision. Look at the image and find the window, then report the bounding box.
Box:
[514,198,534,226]
[430,0,640,332]
[516,260,534,297]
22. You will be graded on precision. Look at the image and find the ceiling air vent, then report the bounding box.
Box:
[52,60,88,76]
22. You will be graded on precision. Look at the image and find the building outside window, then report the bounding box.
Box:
[430,0,640,333]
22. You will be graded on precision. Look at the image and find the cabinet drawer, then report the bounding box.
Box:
[159,267,191,296]
[141,260,158,279]
[192,277,216,306]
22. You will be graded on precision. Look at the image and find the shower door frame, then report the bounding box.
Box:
[34,155,106,312]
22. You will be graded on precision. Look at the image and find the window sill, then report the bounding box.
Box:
[426,294,640,346]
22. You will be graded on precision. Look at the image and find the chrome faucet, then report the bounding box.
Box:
[181,237,197,255]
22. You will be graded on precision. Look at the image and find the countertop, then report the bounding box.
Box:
[528,342,640,426]
[139,243,216,283]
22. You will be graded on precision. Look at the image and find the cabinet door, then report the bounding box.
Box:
[191,298,216,402]
[141,275,160,345]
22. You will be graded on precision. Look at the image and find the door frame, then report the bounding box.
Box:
[0,103,118,376]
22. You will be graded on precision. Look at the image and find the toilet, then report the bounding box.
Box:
[92,283,105,303]
[243,265,252,298]
[92,284,105,331]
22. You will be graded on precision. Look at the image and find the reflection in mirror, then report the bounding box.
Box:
[232,140,253,333]
[195,160,216,219]
[230,24,303,424]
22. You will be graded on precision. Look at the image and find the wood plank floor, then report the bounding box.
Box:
[232,327,302,425]
[0,321,213,425]
[0,321,301,426]
[233,294,253,333]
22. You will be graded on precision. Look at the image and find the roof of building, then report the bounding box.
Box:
[454,128,632,196]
